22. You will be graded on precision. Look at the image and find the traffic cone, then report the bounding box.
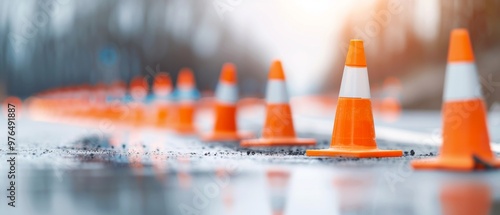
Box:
[412,29,500,170]
[88,83,108,120]
[105,80,127,122]
[174,68,199,134]
[306,39,402,158]
[152,72,173,128]
[129,76,148,126]
[202,63,253,141]
[241,60,316,147]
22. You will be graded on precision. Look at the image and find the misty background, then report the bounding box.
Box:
[1,0,499,109]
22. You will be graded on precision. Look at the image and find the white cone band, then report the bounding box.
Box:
[215,82,238,104]
[154,89,172,98]
[178,88,197,102]
[444,62,482,101]
[266,80,289,104]
[339,66,371,99]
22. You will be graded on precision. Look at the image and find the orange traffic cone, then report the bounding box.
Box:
[412,29,500,170]
[105,80,127,122]
[306,39,402,158]
[152,72,173,128]
[174,68,199,134]
[202,63,253,141]
[241,60,316,147]
[129,76,148,127]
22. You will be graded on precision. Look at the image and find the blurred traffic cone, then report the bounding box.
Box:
[241,60,316,147]
[129,76,148,127]
[412,29,500,170]
[202,63,253,142]
[174,68,199,134]
[88,83,108,120]
[105,80,127,121]
[306,39,402,158]
[152,72,173,128]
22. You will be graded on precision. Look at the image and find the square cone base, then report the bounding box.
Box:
[306,148,403,158]
[240,138,316,147]
[202,131,254,142]
[411,157,500,171]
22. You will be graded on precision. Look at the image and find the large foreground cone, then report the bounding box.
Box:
[412,29,500,170]
[202,63,253,141]
[174,68,199,134]
[241,60,316,147]
[306,40,402,158]
[152,72,173,128]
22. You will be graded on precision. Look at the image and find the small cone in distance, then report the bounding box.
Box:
[241,60,316,147]
[202,63,253,142]
[129,76,148,127]
[306,39,402,158]
[105,80,127,122]
[153,72,173,128]
[87,83,108,120]
[174,68,198,134]
[412,29,500,171]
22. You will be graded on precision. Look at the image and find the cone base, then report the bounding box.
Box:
[306,148,403,158]
[202,131,254,142]
[175,124,197,135]
[241,138,316,147]
[411,157,500,171]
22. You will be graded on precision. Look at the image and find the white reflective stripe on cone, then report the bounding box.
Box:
[154,89,171,98]
[339,66,371,99]
[444,62,482,101]
[266,80,289,104]
[177,89,197,101]
[215,82,238,104]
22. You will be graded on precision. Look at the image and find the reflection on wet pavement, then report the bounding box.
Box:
[1,118,500,215]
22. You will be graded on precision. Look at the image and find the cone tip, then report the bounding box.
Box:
[178,68,195,86]
[448,28,475,62]
[345,39,367,67]
[154,72,172,88]
[130,76,147,89]
[220,63,237,83]
[269,60,286,80]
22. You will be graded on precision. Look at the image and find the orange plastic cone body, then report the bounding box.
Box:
[176,104,195,133]
[332,98,377,149]
[153,73,173,128]
[262,104,295,139]
[411,29,500,171]
[165,104,178,129]
[155,104,169,128]
[241,60,316,147]
[129,76,149,126]
[306,40,402,158]
[203,63,253,141]
[174,68,197,134]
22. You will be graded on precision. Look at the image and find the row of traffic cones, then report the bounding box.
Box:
[25,28,500,172]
